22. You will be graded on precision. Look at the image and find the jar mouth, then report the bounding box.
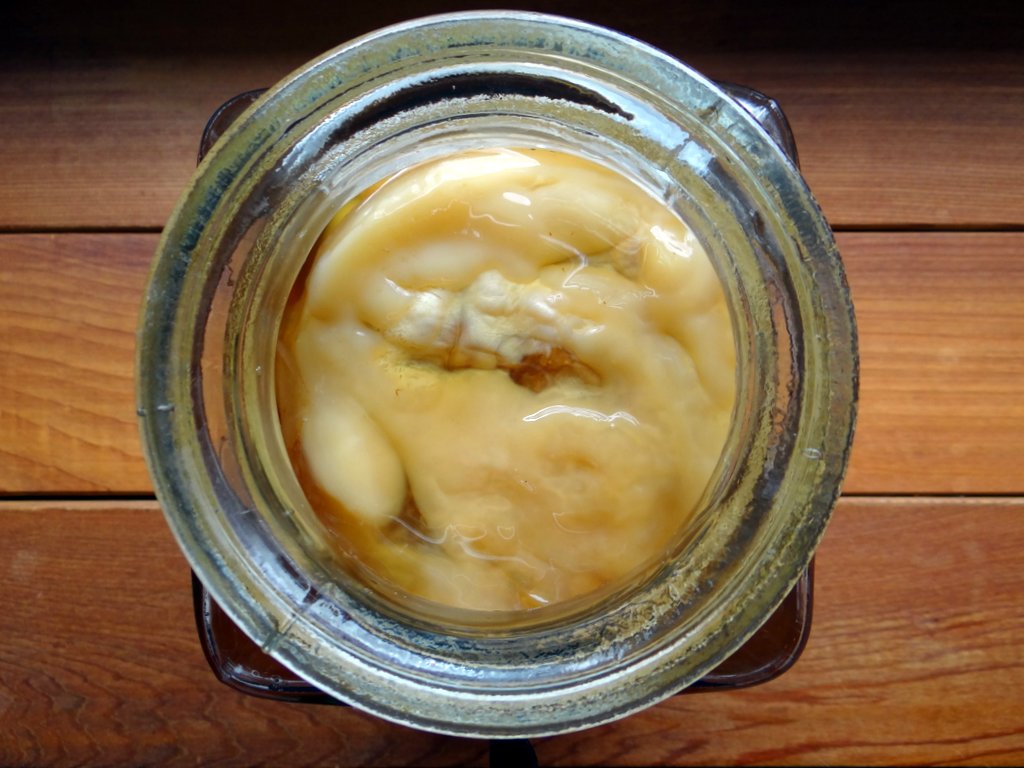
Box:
[136,11,857,738]
[251,132,742,637]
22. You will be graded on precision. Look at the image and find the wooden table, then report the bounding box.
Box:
[2,2,1022,765]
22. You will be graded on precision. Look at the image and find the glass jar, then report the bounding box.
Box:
[136,11,857,737]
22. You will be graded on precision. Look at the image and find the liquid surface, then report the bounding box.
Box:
[276,148,735,614]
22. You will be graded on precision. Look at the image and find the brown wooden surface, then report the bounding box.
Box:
[2,499,1021,766]
[841,232,1024,494]
[2,0,1023,764]
[0,235,152,493]
[3,232,1022,496]
[2,50,1022,231]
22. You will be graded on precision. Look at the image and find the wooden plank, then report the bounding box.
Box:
[841,231,1024,494]
[1,498,1021,765]
[2,232,1023,495]
[697,50,1024,230]
[0,234,152,493]
[0,54,308,233]
[539,497,1024,766]
[0,48,1020,230]
[0,500,488,767]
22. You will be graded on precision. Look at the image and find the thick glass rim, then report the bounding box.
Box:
[136,11,857,737]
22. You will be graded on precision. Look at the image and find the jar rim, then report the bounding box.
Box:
[137,10,857,738]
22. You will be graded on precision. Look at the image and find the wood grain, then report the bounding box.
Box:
[2,8,1019,767]
[841,231,1024,494]
[701,50,1024,230]
[0,54,309,233]
[538,497,1024,767]
[1,498,1021,765]
[0,235,152,493]
[2,232,1022,495]
[0,502,488,767]
[0,48,1021,230]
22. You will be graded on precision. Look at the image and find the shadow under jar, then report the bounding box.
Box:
[137,12,857,738]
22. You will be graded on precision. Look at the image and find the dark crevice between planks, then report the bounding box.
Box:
[2,224,1022,236]
[3,492,1023,504]
[0,492,158,502]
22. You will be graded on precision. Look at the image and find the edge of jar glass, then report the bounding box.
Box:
[135,10,858,738]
